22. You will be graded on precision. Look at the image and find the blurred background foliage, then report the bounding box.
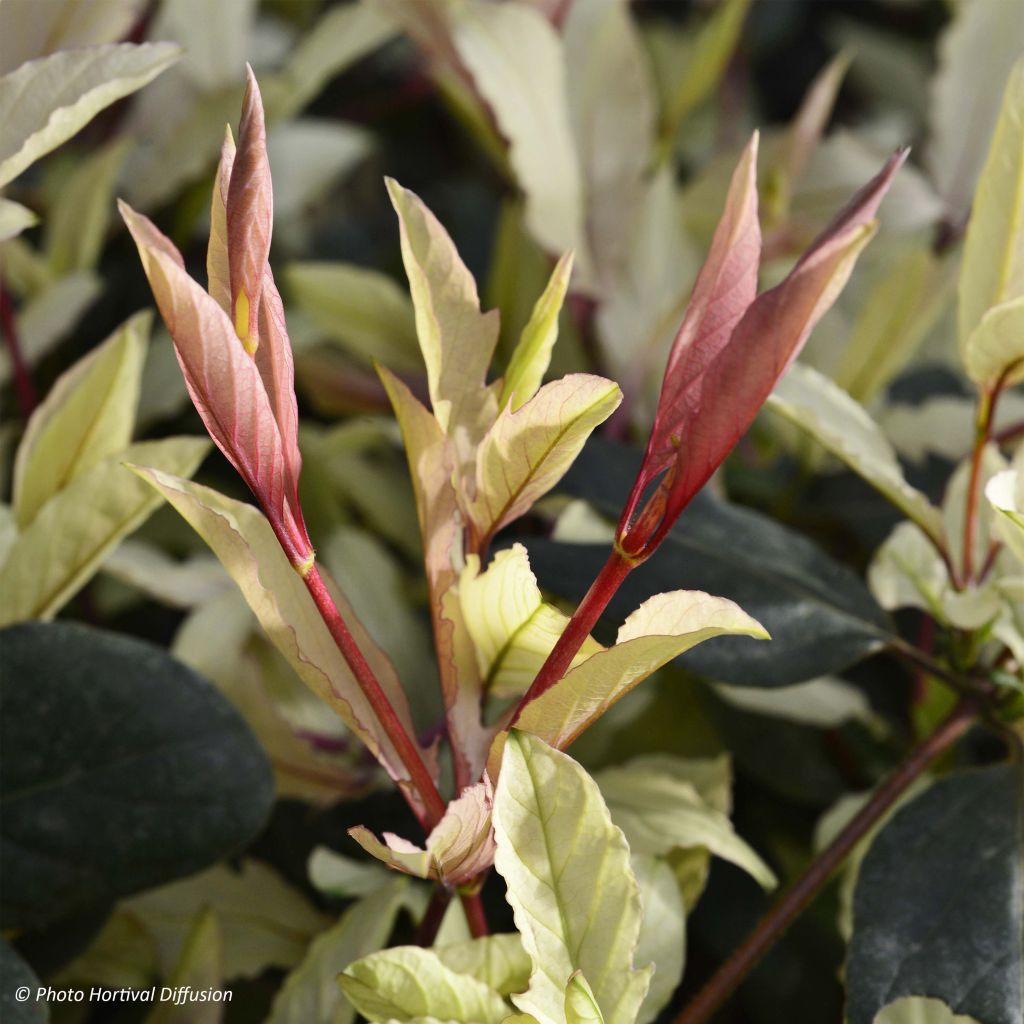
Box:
[1,0,1021,1021]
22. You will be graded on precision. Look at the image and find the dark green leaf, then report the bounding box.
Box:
[0,622,274,930]
[527,440,893,686]
[0,940,47,1024]
[847,763,1024,1024]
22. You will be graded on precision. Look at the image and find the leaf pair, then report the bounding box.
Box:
[120,68,311,569]
[618,133,906,557]
[0,314,208,624]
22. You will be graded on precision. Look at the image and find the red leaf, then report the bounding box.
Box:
[620,146,908,556]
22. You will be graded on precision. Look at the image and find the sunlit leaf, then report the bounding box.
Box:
[434,935,531,998]
[268,879,412,1024]
[125,860,329,981]
[565,972,604,1024]
[132,469,436,810]
[653,0,750,151]
[13,312,149,529]
[958,58,1024,368]
[45,138,130,273]
[449,0,584,267]
[632,854,685,1024]
[471,374,621,547]
[340,945,510,1024]
[286,261,421,372]
[987,463,1024,564]
[501,251,574,410]
[767,362,945,542]
[0,198,36,241]
[510,591,766,751]
[492,732,651,1024]
[595,762,776,889]
[963,295,1024,389]
[0,437,208,624]
[459,544,601,701]
[387,178,500,437]
[929,1,1024,216]
[0,43,180,187]
[873,998,983,1024]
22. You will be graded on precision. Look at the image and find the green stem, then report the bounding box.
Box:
[673,698,977,1024]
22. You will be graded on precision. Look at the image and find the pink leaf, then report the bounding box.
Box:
[119,201,310,567]
[620,146,907,555]
[226,65,273,352]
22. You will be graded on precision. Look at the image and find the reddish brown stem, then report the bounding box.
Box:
[460,891,490,938]
[673,698,977,1024]
[994,419,1024,448]
[415,887,452,946]
[303,564,447,830]
[1,280,37,416]
[509,548,634,726]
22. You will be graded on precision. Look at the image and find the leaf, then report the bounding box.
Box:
[713,676,884,734]
[266,0,397,120]
[873,998,983,1024]
[146,909,222,1024]
[120,200,309,564]
[460,544,602,701]
[434,935,531,998]
[595,763,776,889]
[929,2,1024,217]
[0,0,146,73]
[565,972,605,1024]
[958,57,1024,362]
[532,437,895,686]
[493,732,651,1024]
[0,437,209,624]
[45,138,130,273]
[0,939,46,1024]
[349,776,495,886]
[386,178,501,437]
[339,946,510,1024]
[0,271,102,385]
[268,879,412,1024]
[0,198,37,241]
[511,590,767,752]
[986,464,1024,564]
[836,245,956,405]
[285,261,421,372]
[562,0,655,287]
[654,0,750,147]
[963,295,1024,389]
[767,362,945,542]
[472,374,621,545]
[103,539,230,609]
[130,469,434,807]
[501,251,574,410]
[632,854,685,1024]
[846,764,1024,1024]
[450,0,584,266]
[13,312,149,529]
[0,43,180,187]
[125,860,329,981]
[0,622,274,930]
[307,847,394,900]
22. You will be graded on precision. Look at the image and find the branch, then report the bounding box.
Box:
[674,698,978,1024]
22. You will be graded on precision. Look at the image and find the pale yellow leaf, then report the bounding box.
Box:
[0,437,208,624]
[13,312,149,528]
[0,43,180,187]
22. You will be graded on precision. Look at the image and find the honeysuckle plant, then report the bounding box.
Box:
[3,4,1023,1024]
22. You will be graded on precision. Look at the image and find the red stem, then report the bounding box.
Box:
[509,548,633,727]
[460,891,490,938]
[303,564,447,830]
[993,419,1024,448]
[674,698,977,1024]
[415,887,452,946]
[1,280,37,416]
